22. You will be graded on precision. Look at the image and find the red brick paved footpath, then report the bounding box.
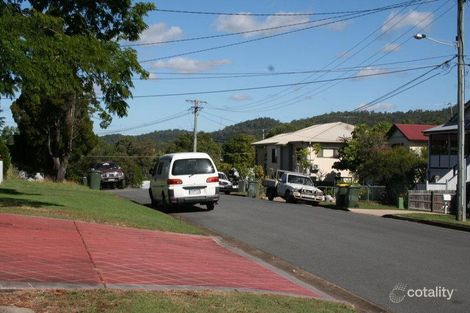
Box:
[0,214,321,298]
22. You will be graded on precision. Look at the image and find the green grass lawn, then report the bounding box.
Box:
[354,200,400,210]
[395,213,470,230]
[0,179,204,235]
[0,290,355,313]
[319,200,399,210]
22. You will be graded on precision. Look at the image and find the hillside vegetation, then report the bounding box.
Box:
[101,108,453,145]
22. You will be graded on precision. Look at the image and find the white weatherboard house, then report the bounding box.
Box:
[422,101,470,191]
[252,122,354,182]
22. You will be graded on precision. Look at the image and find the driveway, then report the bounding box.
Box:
[0,214,324,298]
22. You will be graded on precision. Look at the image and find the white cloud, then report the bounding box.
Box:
[382,43,401,53]
[356,67,387,79]
[326,21,351,32]
[382,10,433,33]
[357,103,397,112]
[215,12,309,37]
[229,93,252,101]
[137,23,183,44]
[151,57,231,73]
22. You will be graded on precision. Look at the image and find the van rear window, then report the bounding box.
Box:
[172,158,215,176]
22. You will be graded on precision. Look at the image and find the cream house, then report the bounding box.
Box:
[387,123,436,153]
[252,122,354,182]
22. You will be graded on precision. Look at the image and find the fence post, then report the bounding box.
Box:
[430,191,434,212]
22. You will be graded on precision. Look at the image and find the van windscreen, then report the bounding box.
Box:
[172,158,215,176]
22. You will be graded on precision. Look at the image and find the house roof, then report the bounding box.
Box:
[252,122,354,146]
[390,124,437,142]
[423,100,470,135]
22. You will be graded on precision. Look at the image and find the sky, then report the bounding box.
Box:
[1,0,468,136]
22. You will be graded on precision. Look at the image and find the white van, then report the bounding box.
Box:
[149,152,219,210]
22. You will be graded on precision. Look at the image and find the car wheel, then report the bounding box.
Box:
[267,189,275,201]
[311,201,319,206]
[224,191,231,195]
[285,190,294,203]
[149,189,157,207]
[206,202,215,211]
[118,179,125,189]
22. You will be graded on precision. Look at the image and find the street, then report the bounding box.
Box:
[112,188,470,313]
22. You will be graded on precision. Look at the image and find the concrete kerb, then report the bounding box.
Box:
[383,214,470,233]
[347,208,470,233]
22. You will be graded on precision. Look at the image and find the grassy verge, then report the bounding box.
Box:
[319,200,399,210]
[353,201,400,210]
[394,213,470,230]
[0,289,355,313]
[0,179,204,235]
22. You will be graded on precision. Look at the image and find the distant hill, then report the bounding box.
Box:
[211,118,281,142]
[101,108,454,146]
[101,129,190,148]
[267,108,454,137]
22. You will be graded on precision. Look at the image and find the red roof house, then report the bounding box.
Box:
[387,123,436,150]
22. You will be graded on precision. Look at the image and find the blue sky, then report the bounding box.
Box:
[1,0,467,136]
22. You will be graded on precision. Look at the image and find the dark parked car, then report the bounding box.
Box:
[91,161,125,189]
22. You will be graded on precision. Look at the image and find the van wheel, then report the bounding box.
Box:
[206,202,215,211]
[149,189,157,207]
[161,193,172,212]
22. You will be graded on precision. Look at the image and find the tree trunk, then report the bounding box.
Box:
[54,156,68,182]
[47,93,76,182]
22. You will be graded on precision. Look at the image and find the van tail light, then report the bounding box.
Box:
[206,177,219,183]
[167,179,183,185]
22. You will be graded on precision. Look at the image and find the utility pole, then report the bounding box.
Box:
[186,99,207,152]
[457,0,466,221]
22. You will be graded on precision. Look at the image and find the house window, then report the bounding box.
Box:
[321,148,339,158]
[430,134,448,154]
[271,148,278,163]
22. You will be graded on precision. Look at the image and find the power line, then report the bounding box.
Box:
[144,55,453,76]
[355,60,454,111]
[139,2,421,63]
[152,1,438,17]
[130,64,444,98]
[127,1,436,48]
[210,0,432,113]
[218,0,453,114]
[140,59,453,81]
[203,110,239,124]
[125,13,351,47]
[96,110,189,135]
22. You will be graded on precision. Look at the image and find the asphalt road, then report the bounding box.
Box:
[111,188,470,313]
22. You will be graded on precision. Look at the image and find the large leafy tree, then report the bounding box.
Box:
[1,1,154,181]
[333,123,391,182]
[166,133,222,166]
[222,134,256,177]
[334,123,426,202]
